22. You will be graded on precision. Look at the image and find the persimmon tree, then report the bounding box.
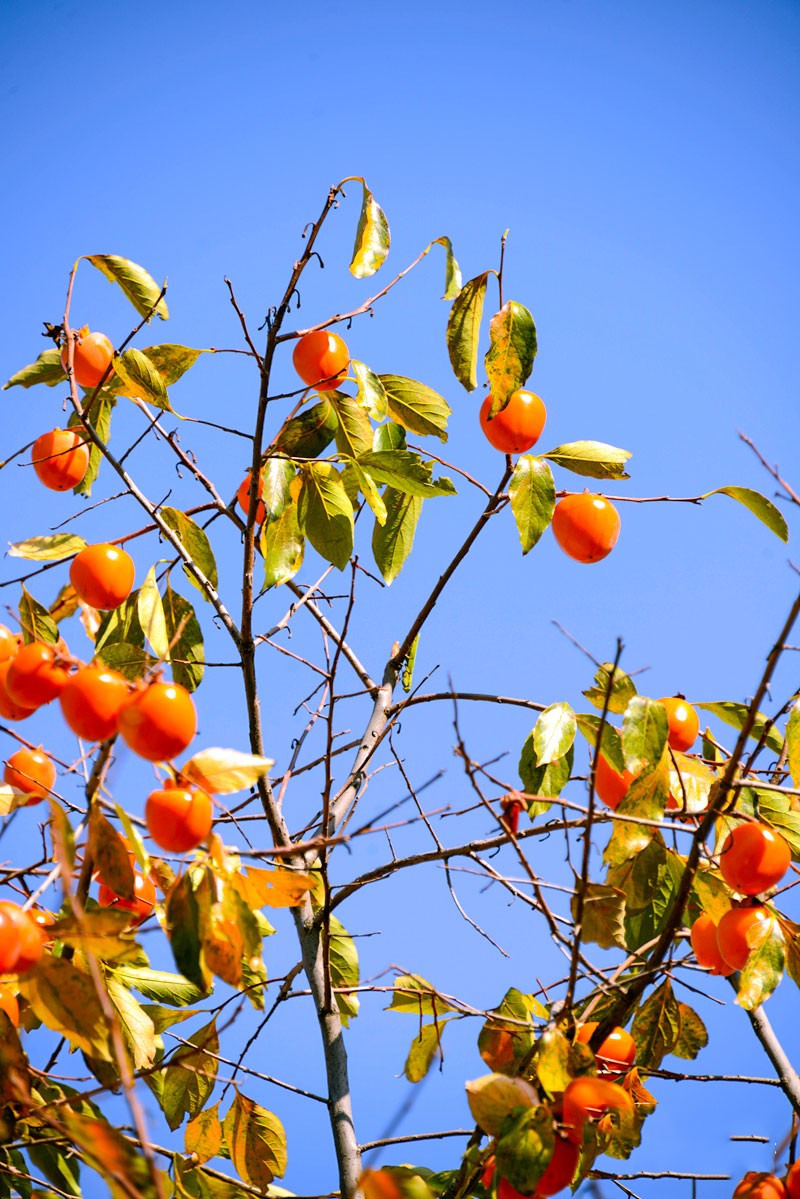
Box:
[1,178,800,1199]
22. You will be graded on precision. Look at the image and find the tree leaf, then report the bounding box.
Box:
[114,347,173,411]
[465,1073,539,1137]
[106,975,157,1070]
[19,957,113,1061]
[70,393,115,497]
[223,1092,287,1186]
[161,507,219,600]
[533,702,576,766]
[59,1107,161,1199]
[576,715,626,774]
[372,487,423,583]
[142,344,204,385]
[19,584,58,644]
[328,914,360,1025]
[347,177,390,278]
[27,1138,82,1197]
[261,499,305,587]
[704,486,788,543]
[379,375,451,442]
[331,391,374,458]
[543,441,632,480]
[668,753,716,816]
[787,702,800,788]
[259,456,295,520]
[374,420,406,451]
[485,301,537,412]
[535,1026,572,1097]
[274,398,338,458]
[508,456,555,554]
[604,757,670,867]
[166,871,212,992]
[405,1021,448,1083]
[447,272,489,391]
[343,462,388,526]
[478,989,545,1077]
[297,462,354,570]
[737,913,785,1010]
[388,973,454,1017]
[87,254,169,320]
[608,840,682,951]
[583,662,637,715]
[496,1105,555,1195]
[571,883,626,950]
[357,449,456,497]
[185,1103,223,1165]
[672,1004,709,1060]
[89,805,135,900]
[3,348,66,390]
[428,235,462,300]
[110,965,208,1006]
[622,697,669,776]
[182,748,274,794]
[696,701,783,755]
[162,1017,219,1131]
[8,534,87,561]
[137,565,170,660]
[163,584,205,691]
[517,743,573,815]
[351,359,388,420]
[630,980,681,1071]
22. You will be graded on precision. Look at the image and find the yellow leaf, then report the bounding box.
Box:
[231,866,316,909]
[181,747,274,794]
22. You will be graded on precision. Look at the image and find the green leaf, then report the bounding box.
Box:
[622,697,669,776]
[517,742,573,815]
[94,591,144,653]
[535,1026,572,1097]
[60,1107,162,1199]
[668,753,716,816]
[608,840,682,951]
[704,485,789,543]
[89,805,135,900]
[328,914,360,1025]
[166,870,211,992]
[8,533,87,561]
[261,500,305,587]
[19,585,58,644]
[672,1004,709,1060]
[509,456,555,553]
[259,456,295,520]
[343,462,387,525]
[162,1017,219,1131]
[19,957,113,1061]
[161,506,219,599]
[137,565,170,660]
[543,440,632,480]
[297,462,354,570]
[70,393,115,497]
[27,1140,82,1196]
[357,449,456,497]
[428,235,462,300]
[388,973,454,1017]
[86,254,169,320]
[447,272,490,391]
[379,375,451,442]
[495,1104,555,1194]
[402,633,418,694]
[114,347,173,411]
[274,398,338,458]
[604,757,671,867]
[571,883,626,950]
[533,702,576,766]
[373,420,406,451]
[405,1021,448,1083]
[346,177,390,278]
[223,1092,287,1186]
[142,344,204,385]
[630,980,681,1071]
[3,348,66,390]
[696,701,783,755]
[106,975,157,1070]
[163,583,205,691]
[576,714,626,774]
[737,914,785,1010]
[331,391,374,458]
[485,301,538,413]
[372,487,423,583]
[583,662,637,715]
[110,965,208,1006]
[786,702,800,788]
[351,359,388,420]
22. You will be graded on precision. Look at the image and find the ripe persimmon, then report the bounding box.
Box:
[292,329,349,391]
[237,472,266,524]
[59,664,130,742]
[70,543,135,610]
[733,1174,787,1199]
[0,625,19,663]
[31,428,89,492]
[575,1021,636,1077]
[60,327,114,389]
[716,904,774,971]
[660,696,700,752]
[0,986,19,1027]
[98,871,156,925]
[719,822,791,896]
[482,1138,579,1199]
[0,903,43,973]
[118,681,197,762]
[6,641,69,707]
[551,493,621,564]
[689,913,732,976]
[0,907,20,973]
[0,662,38,722]
[479,390,547,455]
[3,748,56,803]
[593,752,635,810]
[562,1076,633,1144]
[784,1163,800,1199]
[146,784,213,852]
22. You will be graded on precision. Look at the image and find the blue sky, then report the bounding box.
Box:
[3,1,800,1195]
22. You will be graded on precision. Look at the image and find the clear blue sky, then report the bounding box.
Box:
[3,1,800,1195]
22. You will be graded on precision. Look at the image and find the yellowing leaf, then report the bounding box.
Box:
[181,747,274,794]
[8,534,87,561]
[231,865,316,909]
[465,1073,539,1137]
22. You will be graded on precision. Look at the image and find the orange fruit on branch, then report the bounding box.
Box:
[784,1163,800,1199]
[562,1075,633,1144]
[237,472,266,524]
[0,903,43,973]
[719,822,791,896]
[118,680,197,762]
[292,329,349,391]
[70,543,135,610]
[575,1021,636,1077]
[3,747,56,803]
[0,661,38,722]
[31,428,89,492]
[59,664,130,742]
[6,641,69,707]
[660,696,700,752]
[479,389,546,455]
[98,871,156,926]
[0,625,20,664]
[552,493,620,564]
[733,1174,787,1199]
[593,752,636,810]
[60,327,114,389]
[689,913,732,976]
[146,784,213,852]
[716,903,774,971]
[0,907,21,974]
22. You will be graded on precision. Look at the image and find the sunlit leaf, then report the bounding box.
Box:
[8,534,87,561]
[533,702,576,766]
[274,398,338,458]
[143,344,204,385]
[485,301,537,413]
[163,583,205,691]
[388,973,454,1017]
[3,348,66,390]
[357,449,456,497]
[447,272,490,391]
[230,865,315,910]
[543,441,631,480]
[535,1026,572,1097]
[261,500,305,587]
[630,980,681,1071]
[114,347,173,411]
[623,697,669,776]
[346,177,390,278]
[696,701,783,755]
[704,485,788,543]
[185,1103,223,1165]
[89,805,135,900]
[672,1004,708,1060]
[571,883,626,950]
[509,456,555,553]
[181,748,274,794]
[465,1073,539,1137]
[583,662,637,715]
[87,253,169,320]
[137,565,170,660]
[372,488,423,583]
[737,913,785,1010]
[405,1020,448,1083]
[297,462,354,569]
[379,375,451,442]
[19,957,113,1061]
[19,584,58,644]
[162,1017,219,1131]
[331,390,374,458]
[351,359,388,420]
[161,507,219,600]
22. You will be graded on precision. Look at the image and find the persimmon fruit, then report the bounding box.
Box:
[70,543,135,610]
[237,472,266,524]
[479,389,546,455]
[719,821,791,896]
[3,747,56,803]
[593,752,635,810]
[575,1021,636,1076]
[118,681,197,762]
[146,784,213,852]
[0,903,43,973]
[59,664,130,742]
[482,1137,579,1199]
[716,904,774,971]
[0,662,38,722]
[562,1075,633,1144]
[733,1174,787,1199]
[0,907,20,973]
[784,1163,800,1199]
[60,327,114,389]
[689,913,731,976]
[31,428,89,492]
[0,626,19,663]
[98,872,156,925]
[551,493,621,564]
[660,696,700,752]
[7,641,69,707]
[292,329,349,391]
